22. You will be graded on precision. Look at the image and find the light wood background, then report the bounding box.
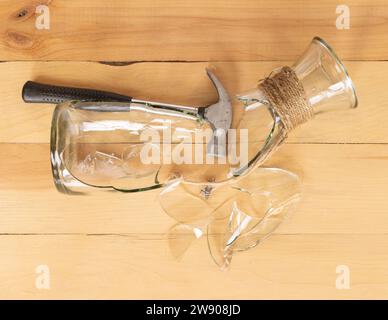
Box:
[0,0,387,299]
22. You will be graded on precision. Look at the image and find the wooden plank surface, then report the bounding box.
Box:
[1,143,388,235]
[0,0,387,300]
[1,234,387,299]
[0,0,387,61]
[0,61,382,143]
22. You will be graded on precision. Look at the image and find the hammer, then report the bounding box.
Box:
[22,69,233,157]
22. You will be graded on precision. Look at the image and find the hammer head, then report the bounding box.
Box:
[203,68,232,157]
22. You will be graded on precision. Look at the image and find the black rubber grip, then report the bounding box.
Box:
[22,81,133,104]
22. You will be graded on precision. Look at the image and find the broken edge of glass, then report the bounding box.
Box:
[160,167,302,269]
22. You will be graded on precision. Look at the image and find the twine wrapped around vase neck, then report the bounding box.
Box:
[259,66,314,132]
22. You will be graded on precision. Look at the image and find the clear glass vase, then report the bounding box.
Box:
[234,36,357,175]
[51,37,357,194]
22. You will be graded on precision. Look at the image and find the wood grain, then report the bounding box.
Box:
[0,60,381,143]
[1,0,387,300]
[0,0,387,61]
[0,234,387,299]
[1,143,388,235]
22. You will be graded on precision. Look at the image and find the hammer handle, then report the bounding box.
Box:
[22,81,133,104]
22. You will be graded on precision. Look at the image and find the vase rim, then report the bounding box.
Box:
[312,36,358,109]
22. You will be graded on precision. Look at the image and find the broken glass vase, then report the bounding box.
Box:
[51,37,357,194]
